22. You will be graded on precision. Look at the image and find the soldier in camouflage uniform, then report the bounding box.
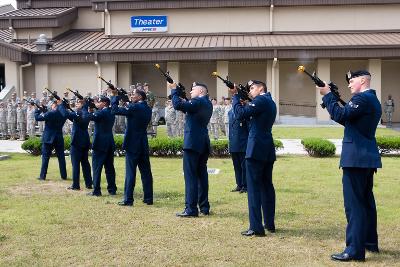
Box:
[209,98,221,140]
[165,100,176,137]
[7,97,17,140]
[38,91,49,135]
[143,83,156,135]
[175,109,185,137]
[16,101,27,140]
[151,101,160,136]
[26,102,36,138]
[223,98,232,138]
[0,101,7,139]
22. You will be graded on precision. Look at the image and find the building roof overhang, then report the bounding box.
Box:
[0,7,78,29]
[2,30,400,63]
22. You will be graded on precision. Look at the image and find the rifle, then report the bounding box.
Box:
[97,76,130,102]
[154,64,187,100]
[211,72,251,101]
[30,100,47,113]
[45,87,74,112]
[66,88,84,100]
[297,65,346,108]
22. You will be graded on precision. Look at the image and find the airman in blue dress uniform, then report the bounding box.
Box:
[86,96,117,196]
[59,99,93,190]
[230,80,277,237]
[110,89,154,206]
[318,70,382,262]
[170,82,213,217]
[34,100,68,180]
[228,108,248,193]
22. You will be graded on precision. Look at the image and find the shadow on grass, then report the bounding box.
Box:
[277,226,342,240]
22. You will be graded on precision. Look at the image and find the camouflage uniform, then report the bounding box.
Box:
[224,103,232,137]
[16,102,27,140]
[384,96,395,127]
[175,110,185,137]
[0,102,7,139]
[38,92,49,135]
[165,101,176,137]
[26,103,36,138]
[7,99,17,140]
[151,102,160,136]
[210,102,221,140]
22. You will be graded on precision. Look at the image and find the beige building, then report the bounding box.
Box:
[1,0,400,123]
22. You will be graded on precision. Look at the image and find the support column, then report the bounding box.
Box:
[35,64,49,96]
[117,63,132,90]
[316,59,331,123]
[368,59,382,103]
[167,62,180,96]
[216,61,229,101]
[268,58,280,122]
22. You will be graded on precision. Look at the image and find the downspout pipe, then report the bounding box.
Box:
[269,0,274,33]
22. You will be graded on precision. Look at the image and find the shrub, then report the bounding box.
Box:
[274,139,284,151]
[376,136,400,155]
[21,137,42,156]
[114,134,125,156]
[210,139,229,158]
[301,138,336,157]
[149,137,184,157]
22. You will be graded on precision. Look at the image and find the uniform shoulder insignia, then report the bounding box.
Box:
[348,101,359,108]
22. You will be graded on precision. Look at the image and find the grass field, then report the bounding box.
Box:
[0,154,399,266]
[155,125,399,139]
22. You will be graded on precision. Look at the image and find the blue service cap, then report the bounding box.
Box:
[346,70,371,83]
[99,96,110,105]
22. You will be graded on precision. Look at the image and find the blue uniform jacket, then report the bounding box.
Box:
[228,109,248,153]
[171,89,212,154]
[233,93,276,162]
[110,96,152,154]
[85,107,115,152]
[34,105,67,144]
[322,89,382,168]
[60,104,91,149]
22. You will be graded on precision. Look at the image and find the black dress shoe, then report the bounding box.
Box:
[143,200,153,205]
[37,177,46,181]
[117,201,133,206]
[67,186,80,191]
[241,229,265,237]
[61,177,67,180]
[200,211,210,216]
[108,191,117,196]
[366,246,379,253]
[231,186,241,192]
[264,225,275,233]
[176,211,198,217]
[87,192,102,197]
[331,252,364,262]
[86,185,93,189]
[240,188,247,193]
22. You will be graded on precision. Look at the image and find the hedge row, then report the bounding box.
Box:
[21,136,284,157]
[301,136,400,157]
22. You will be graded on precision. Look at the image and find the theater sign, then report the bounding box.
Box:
[131,16,168,33]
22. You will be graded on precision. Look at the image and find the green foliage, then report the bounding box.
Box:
[21,137,42,156]
[114,134,125,156]
[376,136,400,155]
[149,137,184,157]
[274,139,284,151]
[301,138,336,157]
[210,139,229,158]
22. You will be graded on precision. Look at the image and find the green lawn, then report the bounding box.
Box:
[155,125,399,139]
[0,154,399,266]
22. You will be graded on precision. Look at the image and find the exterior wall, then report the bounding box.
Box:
[15,24,71,40]
[109,8,270,35]
[382,60,400,123]
[108,5,400,35]
[180,62,217,99]
[72,7,103,29]
[35,64,49,96]
[132,63,168,98]
[100,62,117,92]
[279,61,316,117]
[274,5,400,32]
[0,56,19,93]
[48,63,98,95]
[22,64,35,95]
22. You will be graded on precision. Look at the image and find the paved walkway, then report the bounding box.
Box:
[0,139,343,155]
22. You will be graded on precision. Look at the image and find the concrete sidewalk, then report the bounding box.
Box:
[0,139,343,155]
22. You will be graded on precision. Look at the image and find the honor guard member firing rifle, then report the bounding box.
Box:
[230,80,277,237]
[86,96,117,196]
[34,99,68,181]
[59,98,93,190]
[111,89,154,206]
[317,70,382,262]
[169,82,213,217]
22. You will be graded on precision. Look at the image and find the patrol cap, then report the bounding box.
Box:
[99,96,110,105]
[135,89,147,100]
[346,70,371,84]
[192,82,208,90]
